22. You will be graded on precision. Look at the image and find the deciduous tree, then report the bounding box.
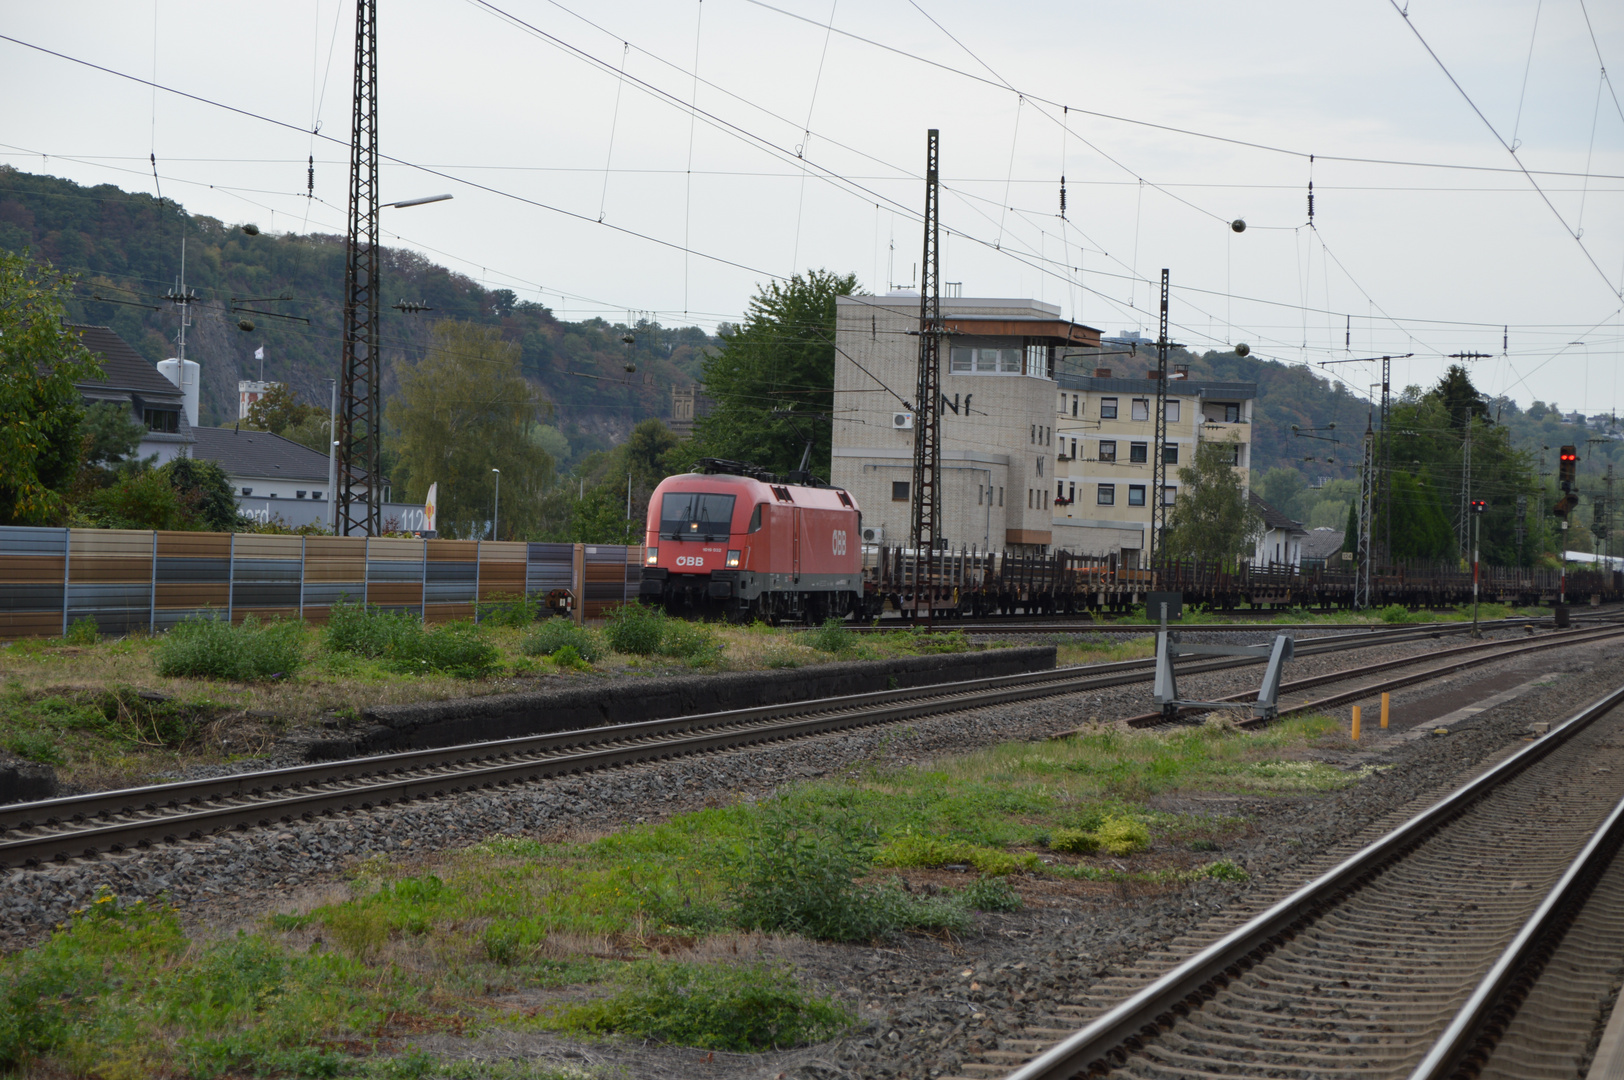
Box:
[694,270,856,478]
[0,252,101,524]
[1163,437,1262,564]
[387,320,553,539]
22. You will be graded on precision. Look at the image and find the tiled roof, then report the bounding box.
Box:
[1250,492,1306,533]
[67,324,185,400]
[190,427,332,482]
[1301,526,1347,561]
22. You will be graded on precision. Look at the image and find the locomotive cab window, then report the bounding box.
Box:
[748,503,764,532]
[660,492,737,540]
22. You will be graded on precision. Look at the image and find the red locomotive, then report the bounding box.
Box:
[638,458,863,622]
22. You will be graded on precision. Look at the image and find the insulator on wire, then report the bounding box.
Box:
[1307,180,1314,223]
[307,155,314,197]
[1059,176,1067,217]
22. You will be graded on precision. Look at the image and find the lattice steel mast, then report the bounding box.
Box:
[1356,413,1375,608]
[338,0,382,536]
[909,130,943,585]
[1148,269,1171,568]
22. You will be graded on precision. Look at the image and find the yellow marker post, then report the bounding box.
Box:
[1381,693,1390,729]
[1351,705,1361,741]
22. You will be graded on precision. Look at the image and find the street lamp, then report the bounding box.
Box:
[491,468,500,541]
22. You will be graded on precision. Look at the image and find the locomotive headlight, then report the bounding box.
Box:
[726,550,741,568]
[645,548,659,565]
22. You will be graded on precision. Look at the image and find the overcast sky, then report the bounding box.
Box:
[3,0,1622,414]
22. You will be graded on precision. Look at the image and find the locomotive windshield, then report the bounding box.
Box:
[659,492,737,540]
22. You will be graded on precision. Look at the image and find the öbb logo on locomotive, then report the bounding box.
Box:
[832,529,847,557]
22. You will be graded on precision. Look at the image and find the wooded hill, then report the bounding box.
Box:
[0,167,714,466]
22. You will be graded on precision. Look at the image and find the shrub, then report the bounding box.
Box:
[522,619,604,662]
[1048,827,1101,855]
[875,834,1039,877]
[387,622,501,679]
[730,803,965,940]
[323,601,416,659]
[660,619,721,665]
[1379,604,1411,624]
[543,961,855,1052]
[477,593,540,628]
[549,645,592,672]
[155,615,306,681]
[960,877,1023,912]
[604,603,665,656]
[1095,815,1151,856]
[1200,859,1249,882]
[803,617,854,654]
[2,730,65,765]
[63,616,99,646]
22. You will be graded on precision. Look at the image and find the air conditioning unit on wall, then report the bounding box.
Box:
[892,412,914,430]
[862,526,885,544]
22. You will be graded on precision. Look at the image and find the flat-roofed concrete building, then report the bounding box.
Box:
[1051,367,1256,563]
[831,294,1100,554]
[831,294,1256,561]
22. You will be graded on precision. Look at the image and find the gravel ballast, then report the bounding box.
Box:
[2,626,1620,1080]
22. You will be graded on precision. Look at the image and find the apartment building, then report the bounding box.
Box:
[831,294,1101,553]
[1051,367,1255,562]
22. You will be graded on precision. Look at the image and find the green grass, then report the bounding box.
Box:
[0,714,1369,1075]
[540,961,854,1051]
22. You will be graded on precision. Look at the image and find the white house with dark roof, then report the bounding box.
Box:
[190,427,333,503]
[1250,492,1308,568]
[69,324,197,463]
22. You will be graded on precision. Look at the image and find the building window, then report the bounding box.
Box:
[1025,343,1051,378]
[1097,484,1115,506]
[1163,486,1177,506]
[313,492,324,501]
[1226,403,1241,422]
[1165,400,1180,423]
[892,481,910,502]
[1071,394,1079,417]
[1068,481,1075,503]
[1099,440,1117,463]
[1129,442,1148,463]
[241,487,253,496]
[978,485,983,505]
[1070,437,1077,459]
[1100,397,1118,419]
[296,490,307,499]
[1163,444,1179,464]
[144,408,179,433]
[1128,484,1146,506]
[1131,398,1149,421]
[1215,442,1242,466]
[998,487,1004,507]
[950,346,1022,374]
[1207,401,1242,423]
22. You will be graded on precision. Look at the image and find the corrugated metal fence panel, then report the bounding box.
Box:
[626,545,644,600]
[367,537,425,611]
[478,541,527,602]
[154,531,231,630]
[583,544,631,618]
[69,529,156,635]
[526,542,575,598]
[230,534,303,623]
[424,539,477,622]
[0,526,67,638]
[301,536,368,623]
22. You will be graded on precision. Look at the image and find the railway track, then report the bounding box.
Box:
[3,622,1619,871]
[951,677,1624,1080]
[853,613,1612,636]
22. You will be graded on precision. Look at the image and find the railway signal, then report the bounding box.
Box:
[1470,499,1486,514]
[1554,492,1579,517]
[1560,445,1578,491]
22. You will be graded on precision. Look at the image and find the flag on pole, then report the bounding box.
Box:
[254,346,264,361]
[424,483,437,534]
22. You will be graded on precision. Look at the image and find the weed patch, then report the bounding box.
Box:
[875,834,1039,876]
[155,614,307,681]
[63,615,99,646]
[522,620,605,663]
[541,961,854,1051]
[802,617,855,654]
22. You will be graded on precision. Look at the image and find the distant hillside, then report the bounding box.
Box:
[0,167,715,464]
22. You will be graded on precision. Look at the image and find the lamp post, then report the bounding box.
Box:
[491,468,501,541]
